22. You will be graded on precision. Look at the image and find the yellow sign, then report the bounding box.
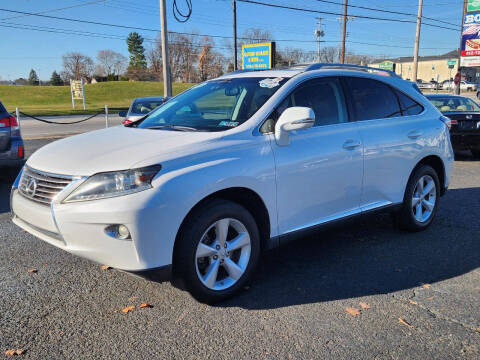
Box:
[71,80,83,100]
[241,42,276,70]
[70,79,86,110]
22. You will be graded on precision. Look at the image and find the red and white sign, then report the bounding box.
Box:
[454,72,461,85]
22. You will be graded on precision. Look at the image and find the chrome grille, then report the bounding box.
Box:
[18,166,74,205]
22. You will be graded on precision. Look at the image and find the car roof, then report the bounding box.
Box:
[219,69,302,79]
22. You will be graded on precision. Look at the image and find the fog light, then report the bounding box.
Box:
[105,224,131,240]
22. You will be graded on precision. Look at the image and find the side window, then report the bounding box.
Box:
[345,77,402,121]
[291,78,347,126]
[395,90,424,116]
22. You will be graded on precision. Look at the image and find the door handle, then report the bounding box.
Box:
[343,139,361,150]
[408,130,423,139]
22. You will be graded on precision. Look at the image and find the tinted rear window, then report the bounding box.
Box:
[0,101,7,114]
[344,77,402,121]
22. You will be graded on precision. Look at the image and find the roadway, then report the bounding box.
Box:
[18,114,123,139]
[0,138,479,359]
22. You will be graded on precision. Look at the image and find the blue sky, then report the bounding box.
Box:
[0,0,464,80]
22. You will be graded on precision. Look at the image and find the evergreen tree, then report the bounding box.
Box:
[28,69,39,86]
[126,32,147,69]
[50,71,63,86]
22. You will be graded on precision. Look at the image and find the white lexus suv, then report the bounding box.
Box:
[11,64,454,303]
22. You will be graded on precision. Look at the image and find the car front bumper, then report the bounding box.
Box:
[10,174,179,271]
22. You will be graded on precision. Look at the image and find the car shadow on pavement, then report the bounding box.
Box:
[220,187,480,310]
[0,182,12,214]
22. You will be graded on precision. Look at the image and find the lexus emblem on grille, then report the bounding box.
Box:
[26,178,37,197]
[466,114,472,120]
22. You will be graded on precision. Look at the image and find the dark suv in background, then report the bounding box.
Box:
[0,100,24,176]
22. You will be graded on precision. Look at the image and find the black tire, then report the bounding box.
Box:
[396,165,440,232]
[471,149,480,159]
[173,199,261,304]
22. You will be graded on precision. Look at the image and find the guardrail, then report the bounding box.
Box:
[13,105,128,128]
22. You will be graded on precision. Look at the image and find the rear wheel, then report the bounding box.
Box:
[396,165,440,232]
[174,200,260,304]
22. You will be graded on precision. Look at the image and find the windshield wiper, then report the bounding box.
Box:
[148,125,200,132]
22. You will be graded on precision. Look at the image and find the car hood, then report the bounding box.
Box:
[26,126,223,176]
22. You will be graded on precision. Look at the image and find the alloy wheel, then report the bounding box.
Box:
[195,218,251,291]
[411,175,436,223]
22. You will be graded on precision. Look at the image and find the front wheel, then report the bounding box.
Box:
[396,165,440,232]
[174,200,261,304]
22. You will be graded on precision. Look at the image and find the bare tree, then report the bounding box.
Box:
[96,50,127,78]
[197,36,225,81]
[61,52,94,81]
[320,47,338,63]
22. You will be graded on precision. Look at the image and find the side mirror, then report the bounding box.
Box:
[119,111,127,118]
[274,107,315,146]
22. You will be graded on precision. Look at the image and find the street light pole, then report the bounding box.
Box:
[233,0,238,70]
[160,0,172,97]
[412,0,423,82]
[340,0,348,64]
[456,0,468,95]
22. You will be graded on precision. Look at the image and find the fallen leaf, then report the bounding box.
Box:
[398,317,414,328]
[409,300,418,305]
[27,269,37,274]
[359,302,371,310]
[395,268,402,272]
[121,305,135,313]
[100,265,111,271]
[427,296,434,300]
[139,303,152,309]
[422,284,431,289]
[5,349,24,356]
[346,307,360,316]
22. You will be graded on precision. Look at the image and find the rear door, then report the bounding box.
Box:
[343,76,426,209]
[0,101,11,151]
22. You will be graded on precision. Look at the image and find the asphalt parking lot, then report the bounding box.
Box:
[1,138,479,359]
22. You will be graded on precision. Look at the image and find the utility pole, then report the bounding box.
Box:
[340,0,348,63]
[160,0,172,97]
[412,0,423,82]
[314,17,324,63]
[456,0,468,95]
[233,0,238,70]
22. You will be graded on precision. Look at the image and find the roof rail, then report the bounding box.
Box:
[302,63,400,78]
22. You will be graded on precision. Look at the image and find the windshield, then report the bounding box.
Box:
[131,99,164,114]
[137,77,288,131]
[428,97,480,112]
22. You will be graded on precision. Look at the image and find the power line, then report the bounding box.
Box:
[0,0,106,21]
[236,0,460,32]
[312,0,460,28]
[0,19,455,51]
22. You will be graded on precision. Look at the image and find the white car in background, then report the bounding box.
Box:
[119,96,168,125]
[443,80,478,92]
[11,64,454,303]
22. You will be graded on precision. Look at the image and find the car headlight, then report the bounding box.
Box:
[63,165,161,203]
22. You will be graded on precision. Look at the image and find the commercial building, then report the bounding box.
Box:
[369,50,478,83]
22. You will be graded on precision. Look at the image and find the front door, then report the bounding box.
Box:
[270,77,364,235]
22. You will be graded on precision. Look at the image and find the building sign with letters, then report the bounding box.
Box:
[468,0,480,12]
[242,42,276,70]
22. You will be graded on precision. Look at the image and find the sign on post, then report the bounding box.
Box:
[447,60,456,69]
[460,12,480,67]
[70,79,86,110]
[241,42,276,70]
[378,60,395,71]
[468,0,480,12]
